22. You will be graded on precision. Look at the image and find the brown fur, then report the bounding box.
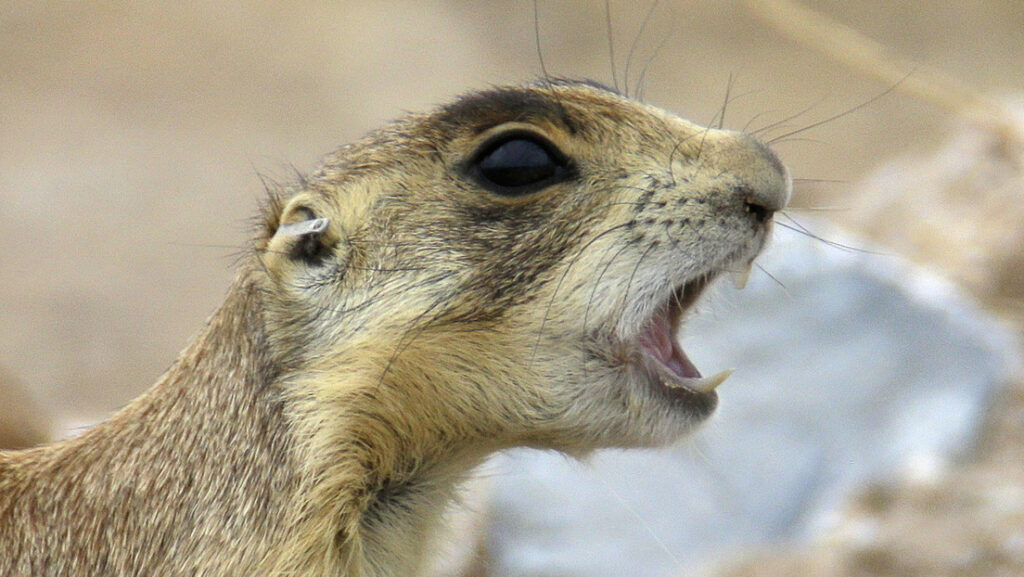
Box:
[0,81,789,576]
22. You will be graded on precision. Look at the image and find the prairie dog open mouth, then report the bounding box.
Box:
[636,259,754,397]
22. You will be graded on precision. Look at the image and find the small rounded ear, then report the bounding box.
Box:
[264,195,341,281]
[277,213,331,264]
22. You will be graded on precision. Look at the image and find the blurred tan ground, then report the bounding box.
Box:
[0,366,49,449]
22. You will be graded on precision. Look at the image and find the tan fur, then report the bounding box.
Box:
[0,81,789,576]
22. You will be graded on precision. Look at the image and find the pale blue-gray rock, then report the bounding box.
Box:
[483,222,1020,577]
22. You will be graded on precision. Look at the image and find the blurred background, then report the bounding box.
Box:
[2,1,1023,576]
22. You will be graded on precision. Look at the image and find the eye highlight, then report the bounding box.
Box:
[467,132,572,195]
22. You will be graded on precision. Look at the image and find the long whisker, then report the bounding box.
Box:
[716,73,735,130]
[749,94,830,139]
[375,285,453,388]
[579,242,639,383]
[583,242,640,339]
[635,29,675,103]
[768,136,826,147]
[604,0,619,94]
[783,205,849,213]
[741,106,774,133]
[532,0,572,123]
[766,78,907,144]
[590,472,686,573]
[775,215,883,255]
[665,131,703,185]
[623,0,660,99]
[532,0,551,88]
[611,242,658,330]
[755,262,789,294]
[790,177,848,185]
[530,222,636,364]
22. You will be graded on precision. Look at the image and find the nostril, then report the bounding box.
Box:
[744,200,773,223]
[736,184,778,224]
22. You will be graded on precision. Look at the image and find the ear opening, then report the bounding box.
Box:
[280,216,331,264]
[265,195,339,273]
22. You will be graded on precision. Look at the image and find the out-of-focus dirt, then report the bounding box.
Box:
[2,2,1023,575]
[713,375,1024,577]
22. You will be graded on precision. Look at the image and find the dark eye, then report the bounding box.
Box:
[470,133,571,195]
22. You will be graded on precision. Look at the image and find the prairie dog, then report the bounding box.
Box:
[0,80,789,576]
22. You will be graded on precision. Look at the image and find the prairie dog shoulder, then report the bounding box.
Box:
[0,80,789,577]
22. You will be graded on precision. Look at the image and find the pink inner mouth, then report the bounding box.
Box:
[638,302,702,381]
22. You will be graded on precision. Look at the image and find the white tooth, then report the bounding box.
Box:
[665,368,734,393]
[730,264,753,290]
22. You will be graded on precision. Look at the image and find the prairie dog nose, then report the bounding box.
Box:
[707,132,791,220]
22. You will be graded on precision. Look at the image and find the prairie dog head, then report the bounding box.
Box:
[260,80,790,453]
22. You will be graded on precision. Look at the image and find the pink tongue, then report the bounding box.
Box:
[639,313,703,379]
